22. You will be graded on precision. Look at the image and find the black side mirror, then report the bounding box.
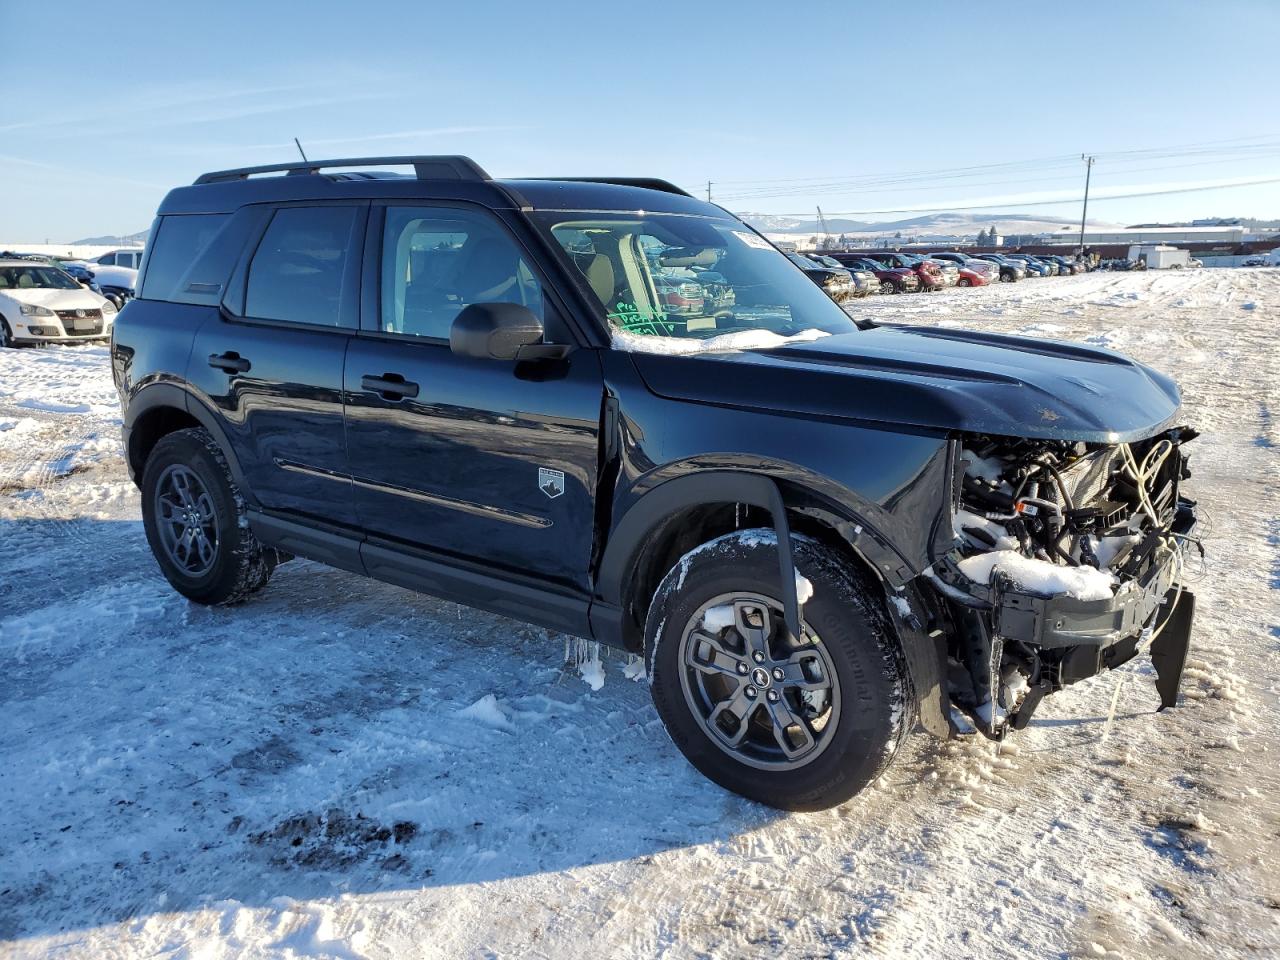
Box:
[449,302,570,361]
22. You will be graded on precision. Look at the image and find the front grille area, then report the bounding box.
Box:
[56,308,104,321]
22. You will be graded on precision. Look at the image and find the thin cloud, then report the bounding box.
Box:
[0,153,166,190]
[144,125,527,157]
[0,81,320,135]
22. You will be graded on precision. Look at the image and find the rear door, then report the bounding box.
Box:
[343,202,604,591]
[187,202,366,528]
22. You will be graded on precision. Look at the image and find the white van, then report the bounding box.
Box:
[95,248,144,269]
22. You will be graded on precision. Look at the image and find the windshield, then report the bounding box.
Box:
[0,264,81,291]
[534,212,859,345]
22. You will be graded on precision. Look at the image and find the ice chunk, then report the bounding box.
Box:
[611,327,831,356]
[457,694,515,731]
[956,550,1116,601]
[795,571,814,605]
[702,604,735,632]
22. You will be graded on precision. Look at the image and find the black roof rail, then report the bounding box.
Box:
[194,155,490,185]
[525,177,694,198]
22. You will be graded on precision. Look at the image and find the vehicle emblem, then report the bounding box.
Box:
[538,467,565,499]
[75,309,85,317]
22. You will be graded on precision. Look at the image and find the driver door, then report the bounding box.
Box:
[342,203,604,592]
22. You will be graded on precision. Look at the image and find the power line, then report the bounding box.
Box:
[701,134,1280,192]
[699,138,1280,205]
[755,176,1280,218]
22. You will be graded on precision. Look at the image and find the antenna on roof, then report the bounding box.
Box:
[293,138,309,163]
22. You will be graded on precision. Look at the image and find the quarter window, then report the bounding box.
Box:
[139,215,229,300]
[379,206,543,340]
[245,206,359,327]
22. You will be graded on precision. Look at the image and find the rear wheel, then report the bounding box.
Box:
[879,279,895,295]
[141,427,275,605]
[646,530,910,810]
[957,277,971,287]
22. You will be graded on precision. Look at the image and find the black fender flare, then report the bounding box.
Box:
[123,382,257,508]
[593,469,950,738]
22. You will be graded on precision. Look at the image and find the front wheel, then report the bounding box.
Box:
[957,277,971,287]
[0,316,14,348]
[646,530,910,811]
[879,279,895,295]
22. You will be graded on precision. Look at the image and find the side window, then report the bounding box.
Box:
[139,214,230,300]
[380,206,544,340]
[245,206,358,326]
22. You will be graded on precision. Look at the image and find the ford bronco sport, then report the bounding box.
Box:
[111,155,1198,811]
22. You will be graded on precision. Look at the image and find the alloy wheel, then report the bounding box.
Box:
[678,592,841,771]
[153,464,220,577]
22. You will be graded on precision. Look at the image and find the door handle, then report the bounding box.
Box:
[208,351,251,373]
[361,373,419,400]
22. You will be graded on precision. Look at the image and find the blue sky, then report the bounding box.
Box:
[2,0,1277,239]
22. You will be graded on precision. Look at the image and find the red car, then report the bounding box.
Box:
[653,273,705,315]
[828,254,919,294]
[862,251,950,291]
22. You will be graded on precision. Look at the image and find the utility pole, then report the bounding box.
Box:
[1079,154,1095,255]
[706,180,712,202]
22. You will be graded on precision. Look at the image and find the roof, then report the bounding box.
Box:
[161,156,719,219]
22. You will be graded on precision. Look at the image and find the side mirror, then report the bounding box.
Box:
[449,302,570,361]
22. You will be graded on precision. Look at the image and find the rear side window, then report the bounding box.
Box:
[245,206,359,327]
[139,215,229,300]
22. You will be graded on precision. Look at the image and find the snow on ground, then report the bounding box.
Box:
[2,270,1279,959]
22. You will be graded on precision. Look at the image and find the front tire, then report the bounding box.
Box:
[646,530,910,811]
[0,316,15,348]
[141,427,275,605]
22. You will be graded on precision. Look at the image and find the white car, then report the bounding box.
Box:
[0,259,119,347]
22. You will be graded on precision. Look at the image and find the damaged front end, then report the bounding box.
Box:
[930,427,1200,738]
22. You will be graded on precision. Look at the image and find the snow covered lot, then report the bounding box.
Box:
[2,269,1278,959]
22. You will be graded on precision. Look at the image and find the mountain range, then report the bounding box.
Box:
[71,230,150,246]
[739,211,1119,236]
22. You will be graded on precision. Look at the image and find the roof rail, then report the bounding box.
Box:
[194,155,490,185]
[527,177,693,198]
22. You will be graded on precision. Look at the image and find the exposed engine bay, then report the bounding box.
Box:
[931,427,1201,737]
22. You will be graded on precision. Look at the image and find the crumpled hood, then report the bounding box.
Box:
[628,324,1183,443]
[0,287,109,310]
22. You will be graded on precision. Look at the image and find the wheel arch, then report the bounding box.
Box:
[124,383,255,506]
[593,468,950,737]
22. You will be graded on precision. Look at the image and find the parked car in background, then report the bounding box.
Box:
[1005,254,1051,278]
[0,259,119,346]
[927,252,999,286]
[826,254,920,294]
[860,251,949,291]
[95,248,145,269]
[654,273,706,316]
[56,261,104,292]
[1043,255,1081,275]
[783,252,859,304]
[805,253,878,296]
[971,254,1026,282]
[87,263,138,309]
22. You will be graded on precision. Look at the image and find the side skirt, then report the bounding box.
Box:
[247,510,594,642]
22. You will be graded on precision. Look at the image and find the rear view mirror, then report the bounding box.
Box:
[449,302,569,361]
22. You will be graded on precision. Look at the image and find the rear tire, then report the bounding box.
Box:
[957,277,971,287]
[646,530,910,811]
[141,427,275,605]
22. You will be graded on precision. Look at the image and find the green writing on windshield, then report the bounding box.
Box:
[608,301,681,336]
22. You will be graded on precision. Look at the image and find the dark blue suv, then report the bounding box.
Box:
[112,155,1198,810]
